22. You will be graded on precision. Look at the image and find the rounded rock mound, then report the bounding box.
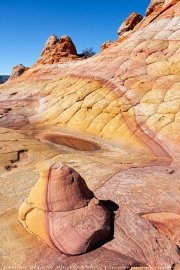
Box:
[18,161,111,255]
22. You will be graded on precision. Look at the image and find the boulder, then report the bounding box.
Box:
[18,161,111,255]
[118,12,143,36]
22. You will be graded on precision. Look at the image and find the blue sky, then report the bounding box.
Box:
[1,0,150,75]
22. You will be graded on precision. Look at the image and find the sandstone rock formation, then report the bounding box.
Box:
[118,12,143,36]
[146,0,165,16]
[9,64,29,80]
[142,212,180,246]
[36,34,80,65]
[101,40,113,51]
[0,0,180,269]
[18,161,111,255]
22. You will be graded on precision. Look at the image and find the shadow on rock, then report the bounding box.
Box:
[89,200,119,252]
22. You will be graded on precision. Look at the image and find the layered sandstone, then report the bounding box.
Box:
[143,212,180,246]
[36,34,80,65]
[101,40,113,51]
[18,162,111,255]
[0,0,180,269]
[117,12,143,36]
[146,0,165,16]
[9,64,29,80]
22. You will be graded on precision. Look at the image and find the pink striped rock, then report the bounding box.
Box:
[18,161,111,255]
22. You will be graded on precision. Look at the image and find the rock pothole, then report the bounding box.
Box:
[40,133,101,151]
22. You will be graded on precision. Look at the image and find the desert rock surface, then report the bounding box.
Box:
[0,0,180,269]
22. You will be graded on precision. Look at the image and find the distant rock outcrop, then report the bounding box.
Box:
[36,34,80,65]
[9,64,29,80]
[18,162,111,255]
[118,12,143,36]
[101,41,113,51]
[146,0,165,16]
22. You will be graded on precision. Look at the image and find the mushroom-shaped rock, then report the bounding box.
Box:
[118,12,143,36]
[18,162,111,255]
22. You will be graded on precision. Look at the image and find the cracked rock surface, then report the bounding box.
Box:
[0,0,180,269]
